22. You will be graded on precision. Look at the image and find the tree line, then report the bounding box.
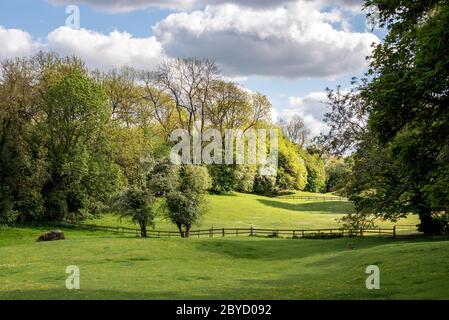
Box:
[0,53,346,236]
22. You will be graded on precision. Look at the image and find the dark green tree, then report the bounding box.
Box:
[164,165,210,237]
[114,189,156,238]
[349,0,449,235]
[41,68,124,221]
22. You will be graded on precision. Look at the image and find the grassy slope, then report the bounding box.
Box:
[0,228,448,299]
[0,193,434,300]
[87,193,419,230]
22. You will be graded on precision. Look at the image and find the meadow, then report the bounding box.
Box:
[86,192,419,230]
[2,192,445,300]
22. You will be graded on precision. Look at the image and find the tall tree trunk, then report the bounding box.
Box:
[177,223,185,238]
[413,193,441,236]
[417,208,441,236]
[139,221,147,238]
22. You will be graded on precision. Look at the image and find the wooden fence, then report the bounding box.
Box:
[275,195,349,202]
[60,222,418,239]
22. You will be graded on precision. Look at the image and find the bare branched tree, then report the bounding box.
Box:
[140,71,177,138]
[156,58,219,134]
[316,84,368,155]
[99,67,141,128]
[278,115,310,147]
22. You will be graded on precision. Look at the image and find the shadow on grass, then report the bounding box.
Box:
[0,289,183,300]
[0,283,384,300]
[257,199,354,214]
[193,237,395,261]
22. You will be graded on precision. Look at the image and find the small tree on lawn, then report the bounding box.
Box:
[337,213,376,237]
[165,191,206,238]
[114,189,156,237]
[164,165,210,237]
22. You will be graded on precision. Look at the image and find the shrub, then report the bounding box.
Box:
[37,230,65,242]
[301,233,343,239]
[113,188,157,238]
[165,191,206,238]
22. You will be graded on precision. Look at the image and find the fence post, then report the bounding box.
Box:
[222,228,225,237]
[293,230,296,238]
[250,227,253,236]
[393,226,396,239]
[302,230,304,238]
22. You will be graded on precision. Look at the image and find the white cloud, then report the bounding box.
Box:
[0,26,165,71]
[47,27,165,70]
[0,26,42,60]
[2,0,372,80]
[279,92,329,137]
[48,0,196,12]
[153,2,379,79]
[48,0,365,13]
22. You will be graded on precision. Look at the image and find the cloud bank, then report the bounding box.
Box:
[154,2,378,78]
[49,0,365,13]
[3,1,377,79]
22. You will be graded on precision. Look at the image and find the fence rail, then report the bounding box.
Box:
[60,222,420,239]
[275,195,349,202]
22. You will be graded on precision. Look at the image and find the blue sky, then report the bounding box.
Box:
[0,0,384,136]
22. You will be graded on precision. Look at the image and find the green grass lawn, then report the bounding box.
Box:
[86,192,419,230]
[1,226,448,299]
[1,192,435,300]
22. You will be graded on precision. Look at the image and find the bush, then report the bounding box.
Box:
[253,173,277,196]
[180,165,211,194]
[300,233,343,239]
[113,188,157,238]
[304,151,326,193]
[37,230,65,242]
[165,191,206,238]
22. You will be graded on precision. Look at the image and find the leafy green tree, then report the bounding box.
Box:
[325,156,353,194]
[0,57,47,223]
[164,165,210,237]
[304,150,326,193]
[41,69,123,221]
[114,189,156,237]
[165,191,206,238]
[147,158,180,196]
[208,164,238,194]
[276,136,308,191]
[347,0,449,235]
[317,86,368,155]
[253,173,277,196]
[208,163,258,194]
[234,164,257,193]
[179,165,212,194]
